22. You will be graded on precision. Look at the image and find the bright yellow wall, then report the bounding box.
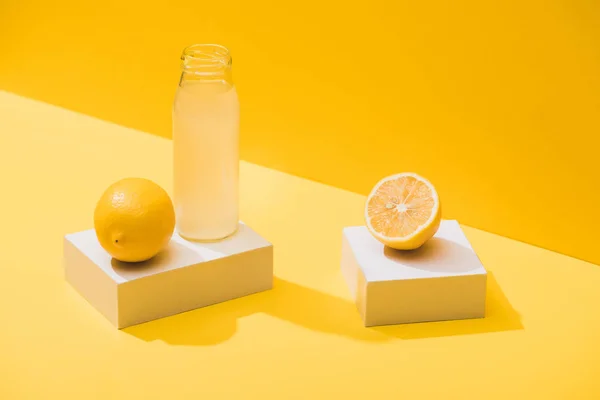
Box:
[1,1,598,265]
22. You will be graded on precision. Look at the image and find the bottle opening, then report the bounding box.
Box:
[181,44,232,76]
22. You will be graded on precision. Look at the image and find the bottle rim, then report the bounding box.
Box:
[181,44,232,75]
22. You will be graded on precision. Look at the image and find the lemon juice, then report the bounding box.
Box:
[172,45,240,241]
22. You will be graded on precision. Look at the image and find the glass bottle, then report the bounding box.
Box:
[173,44,240,241]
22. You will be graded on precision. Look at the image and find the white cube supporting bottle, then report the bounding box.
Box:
[173,44,240,241]
[63,49,274,327]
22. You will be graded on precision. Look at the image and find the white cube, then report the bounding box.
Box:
[341,220,486,327]
[64,223,273,329]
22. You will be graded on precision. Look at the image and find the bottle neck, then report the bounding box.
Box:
[180,44,233,86]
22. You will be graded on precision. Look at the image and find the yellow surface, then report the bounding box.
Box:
[1,1,599,265]
[2,91,600,398]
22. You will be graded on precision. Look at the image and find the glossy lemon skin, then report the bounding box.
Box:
[94,178,175,262]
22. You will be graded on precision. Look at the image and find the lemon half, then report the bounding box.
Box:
[365,172,441,250]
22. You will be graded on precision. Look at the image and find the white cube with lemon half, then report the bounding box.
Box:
[341,173,487,327]
[64,178,273,329]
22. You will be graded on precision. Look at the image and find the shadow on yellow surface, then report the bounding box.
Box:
[124,272,521,345]
[372,272,522,339]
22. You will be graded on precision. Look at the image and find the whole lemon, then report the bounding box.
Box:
[94,178,175,262]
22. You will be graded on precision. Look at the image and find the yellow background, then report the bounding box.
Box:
[1,0,598,266]
[2,91,600,398]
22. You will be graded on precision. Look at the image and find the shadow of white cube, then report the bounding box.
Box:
[341,220,487,327]
[64,223,273,329]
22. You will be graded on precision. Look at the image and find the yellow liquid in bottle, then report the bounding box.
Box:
[173,80,239,241]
